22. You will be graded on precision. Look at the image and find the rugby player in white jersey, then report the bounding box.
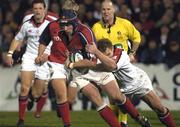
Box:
[21,2,59,118]
[6,0,57,126]
[85,38,176,127]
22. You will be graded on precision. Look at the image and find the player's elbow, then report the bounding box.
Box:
[107,63,117,71]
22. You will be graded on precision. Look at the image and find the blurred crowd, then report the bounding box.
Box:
[0,0,180,69]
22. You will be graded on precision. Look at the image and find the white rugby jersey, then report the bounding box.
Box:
[113,48,149,94]
[15,13,58,55]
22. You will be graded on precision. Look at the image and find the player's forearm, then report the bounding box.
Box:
[8,39,22,54]
[130,41,140,54]
[94,50,117,71]
[38,43,46,56]
[73,59,96,69]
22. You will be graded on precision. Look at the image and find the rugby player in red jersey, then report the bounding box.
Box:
[57,1,151,127]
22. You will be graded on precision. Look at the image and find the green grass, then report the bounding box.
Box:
[0,111,179,127]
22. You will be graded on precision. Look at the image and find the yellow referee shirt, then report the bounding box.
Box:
[92,17,141,52]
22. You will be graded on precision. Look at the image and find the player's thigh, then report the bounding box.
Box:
[51,78,67,102]
[20,71,35,95]
[67,86,78,104]
[101,80,124,102]
[32,79,47,97]
[81,83,104,107]
[21,71,35,88]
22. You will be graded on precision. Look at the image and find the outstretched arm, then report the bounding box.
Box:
[86,43,117,71]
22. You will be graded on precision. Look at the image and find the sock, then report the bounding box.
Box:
[119,113,128,124]
[117,97,139,120]
[19,96,28,121]
[36,92,48,114]
[57,102,71,126]
[158,109,176,127]
[98,104,121,127]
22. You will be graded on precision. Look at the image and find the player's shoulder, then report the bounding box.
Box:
[46,11,59,21]
[78,23,93,34]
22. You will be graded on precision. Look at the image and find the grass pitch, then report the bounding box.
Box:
[0,111,179,127]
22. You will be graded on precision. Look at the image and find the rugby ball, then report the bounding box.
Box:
[70,51,89,74]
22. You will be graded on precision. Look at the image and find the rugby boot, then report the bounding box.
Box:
[17,119,24,127]
[121,122,128,127]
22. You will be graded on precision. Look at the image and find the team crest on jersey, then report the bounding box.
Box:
[117,31,121,40]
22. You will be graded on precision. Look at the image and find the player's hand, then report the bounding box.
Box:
[41,53,49,63]
[35,56,43,64]
[64,53,74,69]
[5,54,14,67]
[85,42,98,54]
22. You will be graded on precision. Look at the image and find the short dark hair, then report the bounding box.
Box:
[32,0,46,8]
[97,39,113,52]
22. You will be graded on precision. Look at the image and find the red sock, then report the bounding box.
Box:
[98,106,121,127]
[159,109,176,127]
[117,97,139,119]
[36,92,48,114]
[19,96,28,121]
[57,102,71,126]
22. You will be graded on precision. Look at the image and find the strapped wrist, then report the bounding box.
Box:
[68,62,74,69]
[8,51,14,55]
[129,50,136,55]
[7,51,14,57]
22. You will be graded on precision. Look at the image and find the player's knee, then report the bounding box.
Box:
[110,93,125,103]
[20,85,30,95]
[154,105,167,115]
[68,95,76,104]
[56,93,67,103]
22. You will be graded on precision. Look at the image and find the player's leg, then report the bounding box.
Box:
[30,62,51,118]
[17,71,35,127]
[27,79,45,110]
[49,62,71,127]
[109,98,128,127]
[81,83,121,127]
[52,78,71,127]
[142,90,176,127]
[101,79,151,127]
[33,79,48,118]
[67,84,78,105]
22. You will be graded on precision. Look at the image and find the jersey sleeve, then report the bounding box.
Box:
[125,20,141,44]
[78,26,97,59]
[14,23,27,41]
[115,51,130,71]
[39,24,51,46]
[79,26,96,46]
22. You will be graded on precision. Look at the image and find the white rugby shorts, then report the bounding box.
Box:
[47,61,67,79]
[21,52,50,80]
[69,70,116,90]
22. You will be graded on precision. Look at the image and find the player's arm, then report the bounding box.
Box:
[126,20,141,61]
[86,43,117,71]
[6,39,23,66]
[6,22,26,66]
[35,25,51,64]
[66,57,112,72]
[69,59,96,69]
